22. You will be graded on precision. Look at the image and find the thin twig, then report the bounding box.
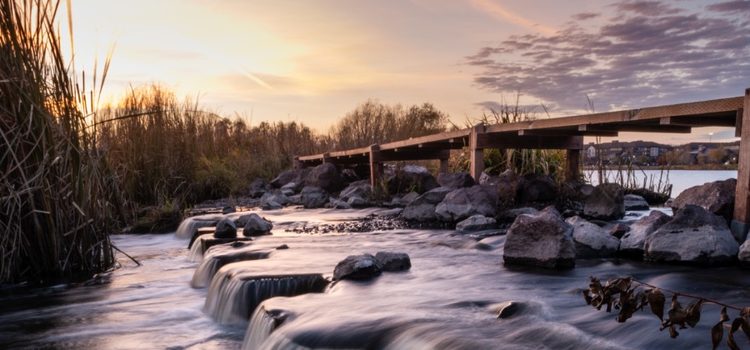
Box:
[630,277,742,311]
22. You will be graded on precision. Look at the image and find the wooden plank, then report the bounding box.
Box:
[378,150,452,161]
[470,124,485,181]
[579,124,692,133]
[380,129,472,151]
[736,108,744,138]
[519,129,618,137]
[733,89,750,242]
[477,133,583,150]
[660,116,737,127]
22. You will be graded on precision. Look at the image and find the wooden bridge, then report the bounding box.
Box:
[295,89,750,242]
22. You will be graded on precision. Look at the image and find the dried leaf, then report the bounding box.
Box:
[582,290,592,305]
[712,321,724,350]
[667,294,687,329]
[634,289,650,312]
[605,277,632,294]
[616,301,636,323]
[668,324,679,338]
[647,288,665,321]
[728,317,743,350]
[720,306,731,323]
[685,299,703,328]
[740,307,750,318]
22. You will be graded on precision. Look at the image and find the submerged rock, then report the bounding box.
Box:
[214,218,237,239]
[503,207,575,268]
[374,252,411,271]
[565,216,619,259]
[333,254,384,281]
[644,205,739,266]
[584,183,625,221]
[619,210,672,257]
[624,194,649,211]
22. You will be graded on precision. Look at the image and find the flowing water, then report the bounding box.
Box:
[1,173,749,349]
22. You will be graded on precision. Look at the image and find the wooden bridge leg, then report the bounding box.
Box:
[293,157,303,171]
[470,123,485,182]
[732,88,750,243]
[369,145,383,187]
[439,149,450,174]
[565,148,581,182]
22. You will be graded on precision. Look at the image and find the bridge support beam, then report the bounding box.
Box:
[565,148,581,182]
[732,88,750,243]
[440,150,450,174]
[369,144,383,187]
[293,157,303,171]
[469,123,485,182]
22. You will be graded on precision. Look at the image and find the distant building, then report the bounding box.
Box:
[584,140,671,165]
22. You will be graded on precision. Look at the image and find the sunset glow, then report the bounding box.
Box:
[62,0,750,143]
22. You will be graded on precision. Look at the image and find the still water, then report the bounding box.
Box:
[0,173,747,349]
[584,169,737,198]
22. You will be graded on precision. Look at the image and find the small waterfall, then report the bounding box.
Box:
[187,235,254,263]
[191,247,272,288]
[243,304,289,350]
[175,216,221,239]
[204,269,328,325]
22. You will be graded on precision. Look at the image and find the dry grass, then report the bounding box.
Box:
[0,0,118,285]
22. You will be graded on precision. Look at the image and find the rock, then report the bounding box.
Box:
[620,210,672,257]
[739,239,750,268]
[327,199,352,209]
[276,244,289,250]
[306,163,344,193]
[456,215,497,231]
[333,254,383,281]
[437,172,475,189]
[627,188,670,206]
[519,174,557,204]
[482,170,524,208]
[402,191,420,203]
[347,197,369,208]
[221,206,236,214]
[374,252,411,271]
[300,186,330,209]
[435,185,499,222]
[401,187,452,221]
[388,165,439,194]
[340,180,372,201]
[280,182,296,196]
[292,168,313,193]
[261,192,291,207]
[503,208,576,268]
[241,214,274,236]
[247,178,269,198]
[609,223,630,239]
[671,178,736,225]
[494,301,525,319]
[565,216,619,258]
[559,180,595,201]
[644,205,739,266]
[214,218,237,239]
[496,207,540,224]
[261,201,283,211]
[624,194,649,211]
[270,170,296,188]
[584,183,625,221]
[340,168,359,183]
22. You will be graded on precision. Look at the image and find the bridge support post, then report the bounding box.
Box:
[439,149,450,174]
[321,152,330,164]
[470,123,485,182]
[369,144,383,187]
[732,88,750,243]
[565,148,581,182]
[293,157,303,171]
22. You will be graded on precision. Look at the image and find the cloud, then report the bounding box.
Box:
[466,0,750,113]
[572,12,601,21]
[706,0,750,13]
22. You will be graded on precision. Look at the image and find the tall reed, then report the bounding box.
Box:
[0,0,118,285]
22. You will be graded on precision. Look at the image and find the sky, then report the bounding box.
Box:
[62,0,750,144]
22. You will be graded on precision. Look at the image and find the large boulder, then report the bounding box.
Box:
[241,214,273,236]
[519,174,557,204]
[401,187,452,221]
[671,178,736,225]
[270,170,296,188]
[619,210,672,257]
[339,180,372,202]
[584,183,625,221]
[247,178,270,198]
[300,186,330,209]
[333,254,383,281]
[374,252,411,271]
[280,182,297,196]
[437,172,475,189]
[292,168,313,193]
[482,170,525,209]
[503,207,576,268]
[388,165,439,194]
[214,218,237,239]
[435,185,499,222]
[739,239,750,268]
[496,207,540,225]
[559,180,595,202]
[565,216,619,258]
[644,205,739,266]
[624,194,649,211]
[456,215,497,231]
[305,163,345,193]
